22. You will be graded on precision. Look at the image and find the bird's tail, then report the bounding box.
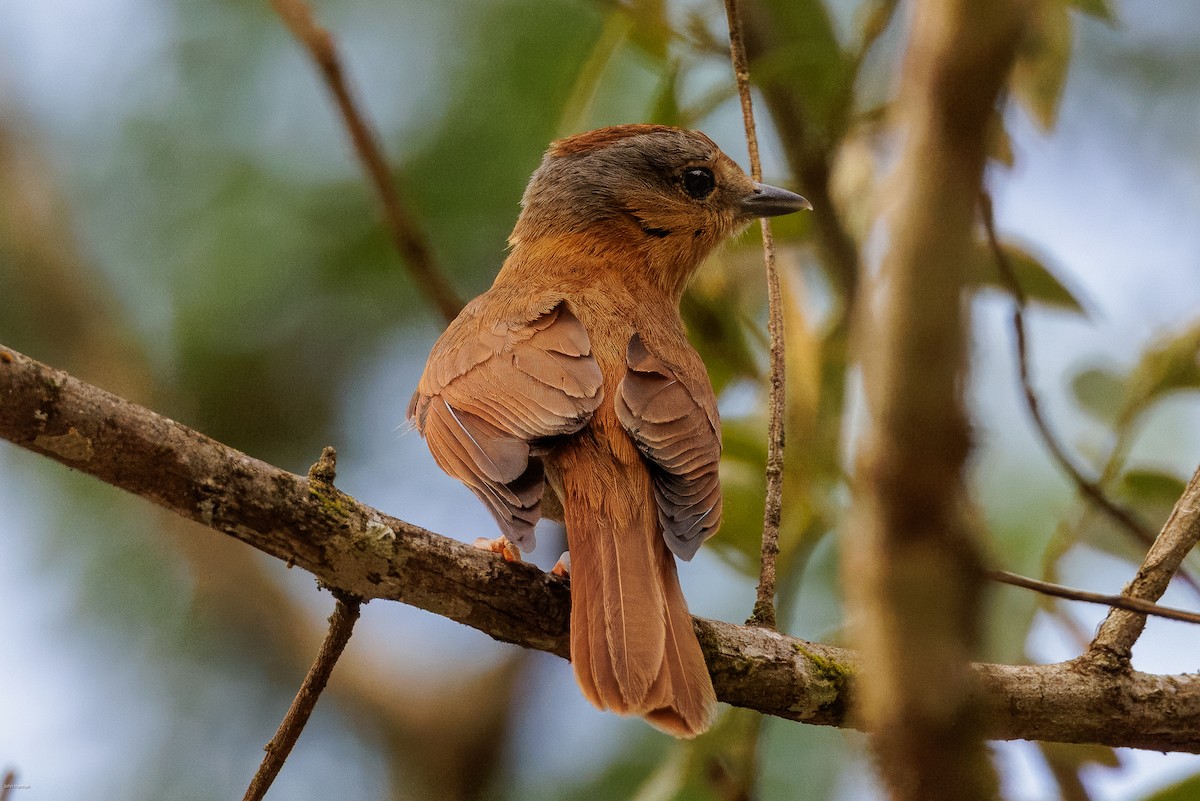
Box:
[559,448,716,737]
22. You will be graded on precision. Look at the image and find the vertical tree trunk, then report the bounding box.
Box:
[845,2,1025,799]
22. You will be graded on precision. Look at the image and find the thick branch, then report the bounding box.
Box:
[3,343,1200,752]
[846,2,1024,798]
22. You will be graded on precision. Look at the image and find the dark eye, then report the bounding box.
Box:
[682,168,715,200]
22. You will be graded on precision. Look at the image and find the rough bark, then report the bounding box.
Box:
[3,343,1200,752]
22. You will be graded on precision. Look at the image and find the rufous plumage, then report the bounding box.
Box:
[409,124,809,736]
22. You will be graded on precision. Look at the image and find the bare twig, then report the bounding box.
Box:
[243,594,362,801]
[1089,464,1200,662]
[269,0,463,323]
[723,0,784,632]
[7,342,1200,752]
[978,192,1194,574]
[989,568,1200,625]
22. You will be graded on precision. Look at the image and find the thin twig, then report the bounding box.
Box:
[1089,464,1200,662]
[724,0,784,632]
[988,568,1200,625]
[979,193,1163,545]
[269,0,463,324]
[243,593,362,801]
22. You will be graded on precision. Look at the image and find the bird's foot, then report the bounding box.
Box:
[473,536,523,563]
[551,551,571,577]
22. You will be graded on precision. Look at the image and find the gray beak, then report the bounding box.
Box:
[739,182,813,217]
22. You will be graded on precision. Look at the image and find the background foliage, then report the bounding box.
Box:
[2,0,1200,798]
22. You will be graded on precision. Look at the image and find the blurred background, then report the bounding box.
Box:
[2,0,1200,798]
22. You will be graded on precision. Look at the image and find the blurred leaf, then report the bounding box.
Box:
[649,60,684,127]
[620,0,673,62]
[543,729,672,801]
[1118,468,1188,509]
[681,8,726,56]
[1039,741,1121,770]
[629,748,688,801]
[1112,467,1189,542]
[744,0,853,146]
[970,239,1087,314]
[1119,322,1200,426]
[628,708,765,801]
[855,0,900,55]
[557,11,634,136]
[682,291,759,395]
[1138,772,1200,801]
[1069,0,1116,21]
[1071,366,1125,425]
[777,266,822,560]
[1012,0,1073,130]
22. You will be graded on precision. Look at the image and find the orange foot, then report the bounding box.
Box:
[551,551,571,578]
[473,535,522,563]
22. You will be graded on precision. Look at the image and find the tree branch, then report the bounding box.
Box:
[269,0,463,323]
[988,568,1200,625]
[243,593,361,801]
[3,342,1200,752]
[1089,464,1200,663]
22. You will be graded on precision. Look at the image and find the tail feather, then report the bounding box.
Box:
[643,547,717,737]
[562,452,716,737]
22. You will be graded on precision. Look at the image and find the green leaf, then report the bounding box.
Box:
[1113,468,1189,548]
[1118,468,1188,510]
[649,59,684,127]
[621,0,673,62]
[555,11,635,137]
[744,0,852,147]
[1138,772,1200,801]
[1071,366,1125,425]
[1011,0,1073,130]
[681,290,760,396]
[970,239,1087,314]
[1120,322,1200,426]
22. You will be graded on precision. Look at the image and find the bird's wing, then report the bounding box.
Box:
[408,299,603,551]
[615,333,722,561]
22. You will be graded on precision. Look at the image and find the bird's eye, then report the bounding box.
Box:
[682,168,715,200]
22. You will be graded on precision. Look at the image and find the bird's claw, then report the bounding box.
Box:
[473,536,523,563]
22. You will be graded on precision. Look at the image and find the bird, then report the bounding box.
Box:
[408,124,810,737]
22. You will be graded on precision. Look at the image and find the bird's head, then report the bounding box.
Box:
[509,124,810,296]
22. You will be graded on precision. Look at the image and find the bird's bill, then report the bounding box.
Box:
[739,182,812,217]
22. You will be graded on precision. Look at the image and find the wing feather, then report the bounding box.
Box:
[410,299,603,550]
[615,333,722,561]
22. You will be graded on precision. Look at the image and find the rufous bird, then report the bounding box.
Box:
[408,124,810,737]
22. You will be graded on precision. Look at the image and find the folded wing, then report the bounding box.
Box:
[409,300,603,551]
[615,333,722,561]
